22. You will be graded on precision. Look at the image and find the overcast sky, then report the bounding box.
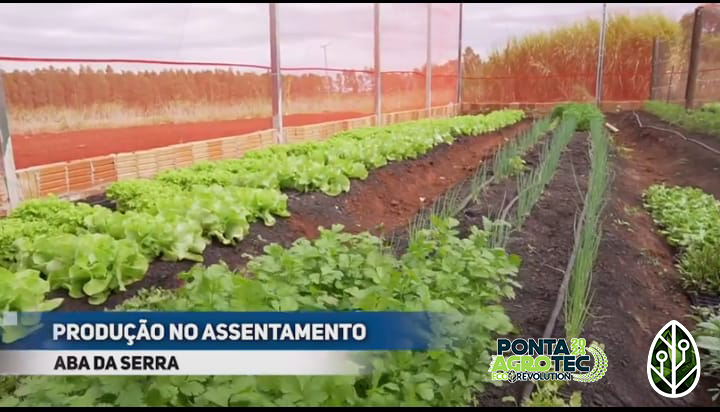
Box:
[0,3,702,72]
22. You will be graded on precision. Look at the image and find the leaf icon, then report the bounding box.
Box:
[647,320,701,398]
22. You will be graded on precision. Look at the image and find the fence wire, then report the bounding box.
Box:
[0,3,719,210]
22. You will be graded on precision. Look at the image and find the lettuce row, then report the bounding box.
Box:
[13,233,149,305]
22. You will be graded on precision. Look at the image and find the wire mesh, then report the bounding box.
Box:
[696,4,720,105]
[430,3,460,108]
[0,2,716,179]
[0,3,273,169]
[608,3,700,105]
[461,3,602,104]
[278,3,375,123]
[380,3,428,113]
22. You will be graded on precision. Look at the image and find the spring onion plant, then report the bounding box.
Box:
[564,117,611,339]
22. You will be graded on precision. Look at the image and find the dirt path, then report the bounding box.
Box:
[11,111,368,169]
[461,111,720,406]
[574,111,720,406]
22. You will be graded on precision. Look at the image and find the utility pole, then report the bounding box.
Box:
[321,43,331,95]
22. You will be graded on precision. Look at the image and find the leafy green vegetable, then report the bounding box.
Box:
[551,103,604,131]
[14,233,149,305]
[108,109,525,201]
[643,184,720,294]
[693,306,720,401]
[83,208,207,262]
[0,219,59,267]
[9,196,95,233]
[0,266,63,343]
[8,217,520,406]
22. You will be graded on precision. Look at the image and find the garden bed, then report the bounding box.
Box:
[52,119,533,312]
[8,108,720,406]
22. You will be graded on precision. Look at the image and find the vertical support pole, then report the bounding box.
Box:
[685,6,703,110]
[374,3,382,127]
[425,3,432,117]
[269,3,284,143]
[594,3,607,107]
[649,38,660,100]
[456,3,463,115]
[0,73,20,210]
[666,65,675,103]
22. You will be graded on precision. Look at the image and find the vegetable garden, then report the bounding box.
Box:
[1,101,720,407]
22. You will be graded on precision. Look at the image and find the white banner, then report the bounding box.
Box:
[0,350,367,376]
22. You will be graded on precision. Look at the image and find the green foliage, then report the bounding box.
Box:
[507,156,527,177]
[702,102,720,114]
[522,381,582,407]
[9,196,95,233]
[14,234,149,305]
[679,244,720,296]
[644,101,720,137]
[491,116,553,180]
[515,116,577,229]
[109,110,524,200]
[643,184,720,294]
[551,103,604,132]
[0,219,59,267]
[106,180,179,212]
[0,109,524,320]
[83,208,207,263]
[0,266,63,343]
[693,306,720,401]
[565,117,610,339]
[643,185,720,249]
[7,217,521,406]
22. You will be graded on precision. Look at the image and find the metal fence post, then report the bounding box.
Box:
[425,3,432,117]
[0,73,20,210]
[594,3,607,107]
[374,3,382,127]
[269,3,284,143]
[650,37,660,100]
[685,6,704,110]
[456,3,463,115]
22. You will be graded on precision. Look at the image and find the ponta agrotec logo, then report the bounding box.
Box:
[489,338,607,383]
[647,320,701,399]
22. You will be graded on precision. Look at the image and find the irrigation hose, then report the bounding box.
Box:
[519,131,593,403]
[632,111,720,156]
[450,174,496,216]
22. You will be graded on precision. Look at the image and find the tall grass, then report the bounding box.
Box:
[463,13,681,103]
[564,116,611,340]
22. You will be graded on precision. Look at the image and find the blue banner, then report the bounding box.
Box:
[0,311,456,351]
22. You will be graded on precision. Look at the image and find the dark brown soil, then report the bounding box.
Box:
[465,132,591,407]
[49,110,720,406]
[574,111,720,407]
[341,120,533,235]
[53,120,531,312]
[471,111,720,406]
